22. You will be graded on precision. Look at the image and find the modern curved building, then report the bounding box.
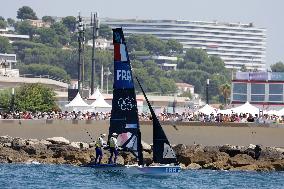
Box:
[101,18,266,71]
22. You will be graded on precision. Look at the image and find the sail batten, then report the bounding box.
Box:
[109,28,143,165]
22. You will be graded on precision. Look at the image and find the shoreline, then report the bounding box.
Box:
[0,120,284,147]
[0,135,283,172]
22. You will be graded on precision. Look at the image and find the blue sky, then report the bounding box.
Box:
[1,0,284,67]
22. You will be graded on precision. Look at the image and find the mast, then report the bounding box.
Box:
[91,12,99,95]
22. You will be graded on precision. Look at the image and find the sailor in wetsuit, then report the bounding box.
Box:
[108,133,119,164]
[94,133,106,164]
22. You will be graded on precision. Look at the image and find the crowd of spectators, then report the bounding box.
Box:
[0,111,282,124]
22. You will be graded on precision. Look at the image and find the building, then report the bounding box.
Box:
[0,53,19,77]
[86,38,112,50]
[136,55,178,71]
[231,72,284,108]
[27,19,51,28]
[101,18,266,71]
[0,27,29,42]
[176,82,194,96]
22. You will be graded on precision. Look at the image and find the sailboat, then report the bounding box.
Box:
[83,28,181,174]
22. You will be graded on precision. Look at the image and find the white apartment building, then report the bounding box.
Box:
[101,18,266,71]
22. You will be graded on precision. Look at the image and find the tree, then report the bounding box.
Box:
[62,16,76,32]
[99,24,112,39]
[0,20,7,29]
[219,83,231,105]
[166,39,183,54]
[42,16,55,24]
[7,18,15,26]
[15,83,57,112]
[17,6,37,20]
[0,16,4,21]
[0,89,12,111]
[15,20,35,38]
[271,61,284,72]
[36,28,59,46]
[184,48,209,64]
[51,22,70,45]
[0,36,12,53]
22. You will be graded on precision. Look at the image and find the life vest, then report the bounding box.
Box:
[109,137,117,148]
[95,137,103,147]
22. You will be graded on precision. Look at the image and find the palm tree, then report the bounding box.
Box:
[219,83,231,105]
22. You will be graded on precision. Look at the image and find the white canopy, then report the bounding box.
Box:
[196,104,218,115]
[65,93,90,108]
[89,87,102,100]
[90,94,111,108]
[230,101,260,115]
[217,109,233,115]
[276,108,284,116]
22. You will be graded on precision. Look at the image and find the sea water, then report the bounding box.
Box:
[0,164,283,189]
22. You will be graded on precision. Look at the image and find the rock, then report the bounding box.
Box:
[0,136,13,144]
[258,147,284,161]
[219,144,246,157]
[0,146,30,163]
[70,142,89,149]
[230,164,259,171]
[172,144,187,155]
[22,143,51,156]
[229,154,255,167]
[3,143,12,147]
[204,146,220,153]
[271,160,284,171]
[204,161,231,170]
[26,139,40,145]
[141,141,152,153]
[143,151,153,165]
[190,151,214,166]
[11,138,27,150]
[46,137,70,145]
[187,163,202,170]
[39,139,52,146]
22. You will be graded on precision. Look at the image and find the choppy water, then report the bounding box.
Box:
[0,164,283,189]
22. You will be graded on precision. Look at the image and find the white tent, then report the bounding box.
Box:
[90,94,111,108]
[217,109,233,115]
[196,104,218,115]
[89,87,102,100]
[65,93,90,112]
[230,101,260,115]
[276,108,284,116]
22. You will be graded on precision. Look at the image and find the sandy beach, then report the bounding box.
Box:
[0,120,283,147]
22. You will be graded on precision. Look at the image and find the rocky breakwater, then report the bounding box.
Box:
[173,144,284,171]
[0,135,284,171]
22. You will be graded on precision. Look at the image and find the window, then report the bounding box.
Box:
[269,84,283,94]
[251,84,265,94]
[251,95,265,102]
[269,95,282,102]
[233,83,247,94]
[233,94,247,102]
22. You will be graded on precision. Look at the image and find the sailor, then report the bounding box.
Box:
[94,133,106,164]
[108,133,119,164]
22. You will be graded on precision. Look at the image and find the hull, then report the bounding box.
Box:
[81,163,126,173]
[82,163,181,175]
[126,165,182,175]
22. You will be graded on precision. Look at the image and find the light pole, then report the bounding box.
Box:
[104,67,112,94]
[77,12,85,94]
[90,12,99,95]
[206,79,209,104]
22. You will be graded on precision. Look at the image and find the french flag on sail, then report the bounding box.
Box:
[114,44,128,62]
